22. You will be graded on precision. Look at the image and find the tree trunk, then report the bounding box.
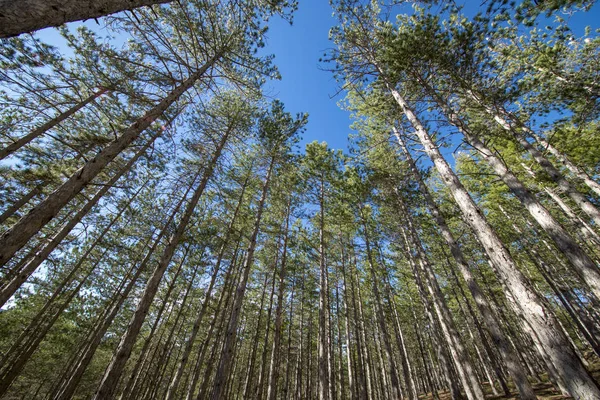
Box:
[417,78,600,301]
[55,243,188,400]
[394,127,535,399]
[0,186,40,225]
[0,131,159,307]
[267,199,292,400]
[0,0,173,37]
[118,244,187,400]
[359,208,403,399]
[532,133,600,198]
[0,89,107,160]
[469,91,600,227]
[318,178,331,400]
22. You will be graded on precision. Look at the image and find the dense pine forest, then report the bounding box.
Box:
[1,0,600,399]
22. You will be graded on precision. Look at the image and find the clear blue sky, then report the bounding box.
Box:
[261,0,352,153]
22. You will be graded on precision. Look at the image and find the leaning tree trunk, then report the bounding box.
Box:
[93,128,228,400]
[382,75,600,399]
[394,127,536,399]
[317,177,332,400]
[0,0,173,37]
[0,186,41,225]
[166,166,251,400]
[0,88,108,160]
[467,90,600,227]
[0,187,147,398]
[52,209,189,400]
[359,208,403,400]
[0,52,222,267]
[531,132,600,198]
[397,207,483,400]
[472,92,600,198]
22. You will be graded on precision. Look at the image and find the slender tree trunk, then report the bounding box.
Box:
[469,91,600,227]
[359,208,403,399]
[544,187,600,247]
[352,263,374,400]
[383,77,600,399]
[0,186,41,225]
[0,52,221,267]
[257,261,278,400]
[242,269,271,399]
[417,79,600,301]
[410,305,439,400]
[532,133,600,198]
[339,238,355,400]
[194,248,244,400]
[383,272,418,400]
[0,187,147,398]
[56,245,190,400]
[396,196,484,400]
[0,248,108,397]
[267,199,292,400]
[0,89,108,160]
[318,178,331,400]
[118,242,187,400]
[395,128,535,399]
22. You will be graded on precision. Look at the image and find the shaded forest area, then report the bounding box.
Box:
[1,0,600,399]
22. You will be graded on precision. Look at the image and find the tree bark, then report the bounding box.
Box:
[0,0,172,37]
[267,199,292,400]
[416,78,600,301]
[394,127,536,399]
[0,131,159,307]
[0,186,40,225]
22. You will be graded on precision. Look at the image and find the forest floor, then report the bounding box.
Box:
[419,358,600,399]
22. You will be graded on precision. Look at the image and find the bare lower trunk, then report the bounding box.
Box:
[0,186,40,225]
[360,209,402,399]
[266,200,292,400]
[0,0,172,37]
[53,238,181,400]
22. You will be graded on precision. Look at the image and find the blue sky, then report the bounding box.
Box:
[261,0,352,153]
